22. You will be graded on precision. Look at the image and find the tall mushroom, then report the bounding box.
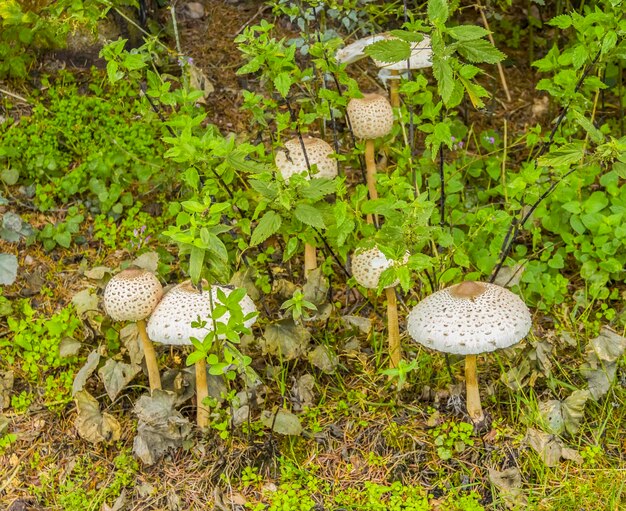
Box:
[351,246,408,369]
[346,94,394,225]
[406,281,531,423]
[147,281,257,428]
[104,268,163,392]
[275,136,338,274]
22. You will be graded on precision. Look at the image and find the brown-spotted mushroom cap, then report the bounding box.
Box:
[351,247,408,289]
[347,94,394,140]
[147,281,257,346]
[103,269,163,322]
[275,137,338,182]
[407,281,532,355]
[372,34,433,71]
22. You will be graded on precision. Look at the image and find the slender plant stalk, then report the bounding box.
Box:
[365,139,379,225]
[389,70,401,107]
[195,358,209,429]
[137,320,162,392]
[465,354,484,423]
[385,287,401,368]
[477,0,511,102]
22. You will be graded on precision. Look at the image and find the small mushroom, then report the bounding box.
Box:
[275,136,338,275]
[346,94,394,226]
[103,268,163,392]
[351,246,408,368]
[406,281,532,424]
[147,281,257,428]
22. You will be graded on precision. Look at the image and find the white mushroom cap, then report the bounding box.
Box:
[335,34,386,65]
[347,94,394,140]
[103,269,163,322]
[275,137,338,182]
[407,281,532,355]
[351,247,409,289]
[372,35,433,71]
[147,281,257,346]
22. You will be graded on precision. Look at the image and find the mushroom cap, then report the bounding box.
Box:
[372,35,433,71]
[407,281,532,355]
[275,137,338,182]
[103,269,163,322]
[347,94,394,140]
[146,281,257,346]
[351,247,409,289]
[335,34,386,65]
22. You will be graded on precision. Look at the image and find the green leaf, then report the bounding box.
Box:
[250,211,282,246]
[273,71,292,98]
[548,14,572,29]
[432,59,454,103]
[294,204,325,229]
[457,39,506,64]
[364,39,411,63]
[537,142,585,167]
[447,25,490,42]
[428,0,449,23]
[189,246,205,284]
[186,351,206,365]
[572,111,604,144]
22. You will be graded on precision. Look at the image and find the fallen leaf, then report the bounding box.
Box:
[84,266,111,280]
[98,359,141,401]
[120,324,143,366]
[101,489,126,511]
[0,253,18,285]
[75,390,121,444]
[303,268,328,307]
[0,414,9,435]
[72,288,100,316]
[525,428,562,467]
[493,264,525,288]
[261,409,302,436]
[341,315,371,334]
[501,358,530,391]
[188,64,214,103]
[292,374,316,410]
[308,345,338,374]
[580,359,616,401]
[72,350,101,395]
[132,252,159,273]
[1,370,14,409]
[488,467,526,508]
[261,319,310,361]
[538,400,564,435]
[589,327,626,363]
[59,337,82,358]
[538,390,589,436]
[161,368,195,406]
[132,390,191,465]
[230,268,261,301]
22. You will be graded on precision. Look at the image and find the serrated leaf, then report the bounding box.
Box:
[0,253,17,285]
[447,25,490,41]
[572,111,604,144]
[428,0,449,23]
[590,327,626,362]
[457,39,506,64]
[537,142,585,167]
[227,152,270,174]
[98,359,141,402]
[294,203,325,229]
[432,59,454,104]
[364,39,411,63]
[71,288,99,316]
[300,178,336,201]
[273,71,292,98]
[75,390,121,444]
[548,14,572,29]
[261,409,302,435]
[250,211,282,247]
[561,389,589,435]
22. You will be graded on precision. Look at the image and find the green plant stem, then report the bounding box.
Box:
[137,319,162,392]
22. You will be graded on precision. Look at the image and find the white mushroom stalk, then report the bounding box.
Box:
[104,269,164,393]
[351,246,409,369]
[275,136,338,275]
[147,281,257,429]
[346,95,394,226]
[407,281,532,423]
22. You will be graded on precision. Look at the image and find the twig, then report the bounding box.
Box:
[476,0,511,102]
[0,87,31,105]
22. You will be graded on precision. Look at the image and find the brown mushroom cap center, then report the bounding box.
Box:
[449,281,486,300]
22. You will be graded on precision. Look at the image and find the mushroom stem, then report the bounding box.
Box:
[389,70,400,107]
[364,139,379,225]
[195,358,209,429]
[465,354,484,423]
[137,319,162,392]
[385,286,401,368]
[304,243,317,274]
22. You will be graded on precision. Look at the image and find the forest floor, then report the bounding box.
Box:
[0,1,625,511]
